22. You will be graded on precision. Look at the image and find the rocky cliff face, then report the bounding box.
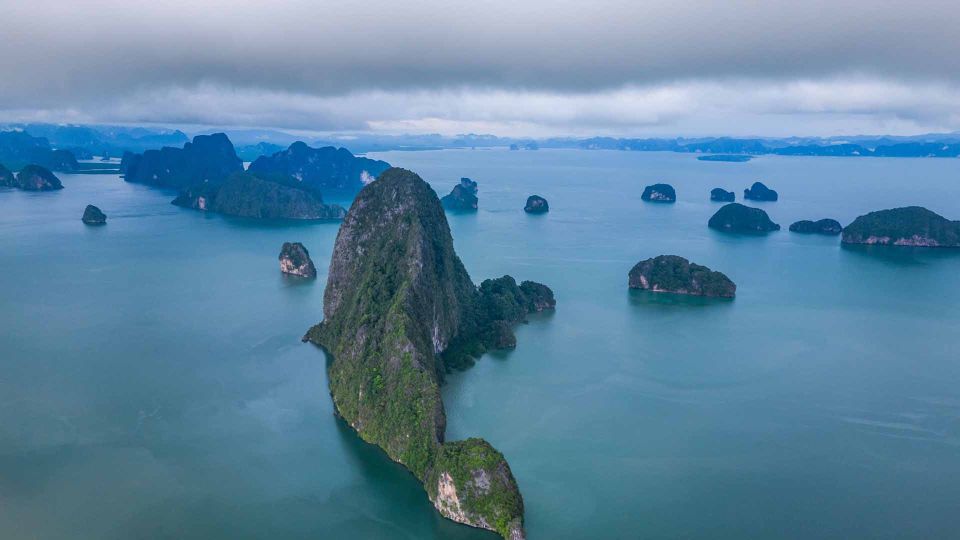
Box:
[708,203,780,233]
[523,195,549,214]
[305,168,551,539]
[841,206,960,247]
[744,181,778,201]
[121,133,243,189]
[441,178,479,211]
[279,242,317,278]
[629,255,736,297]
[641,183,676,202]
[15,165,63,191]
[789,218,842,235]
[247,142,390,193]
[171,172,346,220]
[82,205,107,225]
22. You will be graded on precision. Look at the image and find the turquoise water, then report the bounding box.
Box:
[1,150,959,539]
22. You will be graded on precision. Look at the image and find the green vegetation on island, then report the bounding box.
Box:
[789,218,842,235]
[441,177,479,211]
[628,255,736,297]
[304,168,552,539]
[641,183,676,202]
[841,206,960,247]
[708,203,780,233]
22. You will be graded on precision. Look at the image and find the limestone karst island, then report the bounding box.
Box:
[3,3,960,540]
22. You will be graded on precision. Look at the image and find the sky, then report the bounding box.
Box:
[2,0,960,138]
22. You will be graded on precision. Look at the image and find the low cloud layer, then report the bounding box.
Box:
[2,0,959,136]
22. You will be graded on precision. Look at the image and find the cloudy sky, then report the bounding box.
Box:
[2,0,959,137]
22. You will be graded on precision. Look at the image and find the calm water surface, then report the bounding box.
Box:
[1,150,959,539]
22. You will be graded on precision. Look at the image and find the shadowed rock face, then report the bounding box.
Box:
[15,165,63,191]
[0,131,78,171]
[629,255,736,297]
[171,172,346,220]
[82,205,107,225]
[710,187,735,202]
[790,218,842,235]
[305,168,553,539]
[523,195,549,213]
[441,177,479,211]
[0,164,15,187]
[708,203,780,233]
[279,242,317,278]
[841,206,960,247]
[641,183,676,202]
[248,142,391,193]
[744,181,778,201]
[121,133,243,190]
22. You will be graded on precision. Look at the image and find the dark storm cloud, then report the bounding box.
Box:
[1,0,959,135]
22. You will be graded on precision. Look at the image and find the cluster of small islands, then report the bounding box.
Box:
[4,127,960,540]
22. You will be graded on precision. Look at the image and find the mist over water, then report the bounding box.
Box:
[2,150,960,539]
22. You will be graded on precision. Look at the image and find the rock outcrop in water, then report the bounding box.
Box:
[248,142,390,193]
[81,205,107,225]
[171,172,346,220]
[523,195,549,214]
[710,188,735,202]
[304,167,554,539]
[628,255,736,297]
[121,133,243,189]
[789,218,842,235]
[744,181,778,201]
[641,183,676,202]
[841,206,960,247]
[708,203,780,233]
[15,165,63,191]
[279,242,317,278]
[440,177,479,211]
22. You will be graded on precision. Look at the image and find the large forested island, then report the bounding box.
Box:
[248,142,390,193]
[121,133,243,189]
[305,168,556,539]
[629,255,736,297]
[172,172,345,220]
[841,206,960,247]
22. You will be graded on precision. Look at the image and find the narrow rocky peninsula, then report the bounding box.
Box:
[172,172,346,220]
[744,181,778,201]
[628,255,736,297]
[82,205,107,225]
[16,165,63,191]
[523,195,549,214]
[789,218,842,235]
[710,188,735,202]
[305,167,555,539]
[708,203,780,233]
[841,206,960,247]
[440,177,479,211]
[641,183,676,202]
[279,242,317,278]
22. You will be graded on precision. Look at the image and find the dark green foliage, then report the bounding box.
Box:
[841,206,960,247]
[426,438,525,539]
[789,218,842,235]
[171,172,345,220]
[628,255,736,297]
[710,188,736,202]
[744,181,778,201]
[523,195,549,213]
[81,205,107,225]
[641,183,676,202]
[248,141,390,193]
[122,133,243,189]
[708,203,780,233]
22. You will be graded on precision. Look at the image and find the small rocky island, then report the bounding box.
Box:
[305,167,556,539]
[524,195,549,213]
[841,206,960,247]
[789,218,842,235]
[15,165,63,191]
[744,181,778,201]
[279,242,317,278]
[82,205,107,225]
[708,203,780,233]
[440,177,479,211]
[710,188,736,202]
[641,183,676,202]
[629,255,736,297]
[172,172,346,220]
